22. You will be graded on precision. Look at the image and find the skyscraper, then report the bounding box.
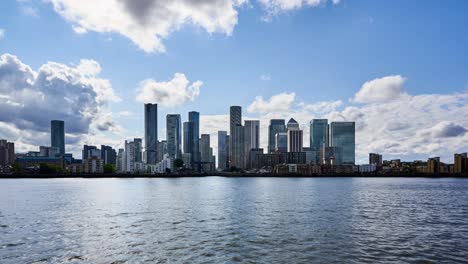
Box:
[0,140,15,167]
[183,121,194,155]
[200,134,211,164]
[330,122,355,165]
[144,103,158,164]
[189,111,200,164]
[310,119,329,151]
[51,120,65,155]
[218,131,228,170]
[287,118,303,152]
[157,140,167,163]
[166,114,181,159]
[125,138,142,172]
[244,120,260,167]
[275,132,288,153]
[101,145,117,165]
[230,106,244,169]
[369,153,382,165]
[268,119,286,153]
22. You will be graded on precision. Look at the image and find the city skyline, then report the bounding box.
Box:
[0,0,467,164]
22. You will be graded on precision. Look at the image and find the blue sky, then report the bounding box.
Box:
[0,0,467,163]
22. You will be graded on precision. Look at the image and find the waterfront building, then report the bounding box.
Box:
[369,153,383,165]
[275,132,288,153]
[83,157,104,174]
[157,140,167,163]
[303,147,318,164]
[0,139,15,167]
[230,106,245,169]
[310,119,329,151]
[287,118,303,153]
[51,120,65,155]
[125,139,142,172]
[454,153,468,174]
[330,122,355,165]
[189,111,201,164]
[268,119,286,153]
[248,148,264,169]
[427,157,441,173]
[156,154,174,173]
[82,145,100,159]
[183,122,194,155]
[200,134,211,164]
[182,153,192,169]
[244,120,260,167]
[144,103,158,164]
[217,131,228,170]
[166,114,182,159]
[117,148,124,172]
[101,145,117,165]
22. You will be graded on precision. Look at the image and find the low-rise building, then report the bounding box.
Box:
[82,157,104,174]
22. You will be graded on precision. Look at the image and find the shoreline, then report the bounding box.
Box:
[1,173,467,179]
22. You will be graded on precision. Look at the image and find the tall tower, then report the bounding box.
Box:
[268,119,286,153]
[217,131,228,170]
[310,119,329,151]
[287,118,303,152]
[330,122,355,165]
[166,114,182,159]
[244,120,260,167]
[230,106,244,169]
[51,120,65,155]
[189,111,200,163]
[144,103,158,164]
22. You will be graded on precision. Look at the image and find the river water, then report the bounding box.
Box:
[0,177,467,263]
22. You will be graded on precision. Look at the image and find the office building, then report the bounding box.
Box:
[230,106,244,169]
[101,145,117,165]
[287,118,303,153]
[218,131,228,170]
[183,121,194,155]
[0,140,15,167]
[200,134,211,163]
[310,119,329,151]
[39,146,59,158]
[157,140,167,163]
[369,153,383,165]
[144,103,158,164]
[189,111,200,164]
[51,120,65,155]
[166,114,182,159]
[83,145,100,159]
[117,148,125,172]
[244,120,260,166]
[330,122,355,165]
[275,132,288,153]
[268,119,286,153]
[125,139,142,172]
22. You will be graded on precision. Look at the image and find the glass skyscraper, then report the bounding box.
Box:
[330,122,355,165]
[230,106,244,169]
[144,103,158,164]
[183,121,194,155]
[268,119,286,153]
[217,131,228,170]
[166,114,181,159]
[51,120,65,155]
[189,111,200,164]
[310,119,329,151]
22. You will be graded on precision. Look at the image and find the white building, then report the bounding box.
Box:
[156,154,174,173]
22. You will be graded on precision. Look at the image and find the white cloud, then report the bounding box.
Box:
[46,0,246,53]
[248,92,295,113]
[259,0,340,19]
[353,75,406,103]
[136,73,202,107]
[0,53,121,155]
[240,77,468,164]
[0,29,4,39]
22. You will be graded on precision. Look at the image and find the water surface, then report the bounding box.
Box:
[0,177,467,263]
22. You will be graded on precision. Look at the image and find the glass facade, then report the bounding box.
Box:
[268,119,286,153]
[51,120,65,155]
[330,122,355,165]
[144,104,158,164]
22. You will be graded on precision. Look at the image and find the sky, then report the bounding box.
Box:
[0,0,467,164]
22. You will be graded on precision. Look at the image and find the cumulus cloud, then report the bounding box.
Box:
[0,53,121,154]
[353,75,406,103]
[237,76,468,163]
[136,73,202,107]
[248,92,295,113]
[46,0,246,53]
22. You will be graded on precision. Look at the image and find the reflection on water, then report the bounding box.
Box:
[0,177,467,263]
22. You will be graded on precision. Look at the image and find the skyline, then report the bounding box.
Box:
[0,0,467,164]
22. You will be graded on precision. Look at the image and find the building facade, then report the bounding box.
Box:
[166,114,182,159]
[51,120,65,155]
[144,103,158,164]
[217,131,228,170]
[330,122,355,165]
[268,119,286,153]
[0,140,15,167]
